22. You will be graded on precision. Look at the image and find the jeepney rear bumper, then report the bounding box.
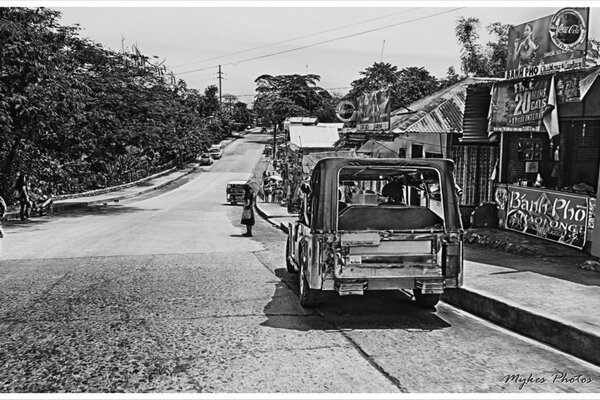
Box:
[321,277,460,292]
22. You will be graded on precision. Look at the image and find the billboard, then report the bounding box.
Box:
[505,186,589,249]
[488,75,554,133]
[356,88,391,131]
[506,8,589,79]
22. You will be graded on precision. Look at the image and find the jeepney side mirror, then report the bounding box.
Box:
[455,184,463,197]
[300,182,311,196]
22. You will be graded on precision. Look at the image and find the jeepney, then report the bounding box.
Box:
[226,180,247,205]
[286,158,464,308]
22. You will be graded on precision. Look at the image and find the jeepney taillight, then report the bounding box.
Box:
[442,242,462,278]
[442,234,462,278]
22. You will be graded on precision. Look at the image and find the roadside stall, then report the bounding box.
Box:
[487,7,600,252]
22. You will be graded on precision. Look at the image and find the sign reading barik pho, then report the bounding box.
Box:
[505,8,589,80]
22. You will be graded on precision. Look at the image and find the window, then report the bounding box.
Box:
[411,144,423,158]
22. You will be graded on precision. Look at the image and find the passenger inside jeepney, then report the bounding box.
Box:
[381,179,405,205]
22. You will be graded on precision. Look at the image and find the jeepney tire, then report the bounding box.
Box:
[285,239,296,273]
[413,289,441,308]
[300,264,320,308]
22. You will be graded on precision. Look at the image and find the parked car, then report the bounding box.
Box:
[209,145,223,159]
[199,153,213,165]
[286,157,464,309]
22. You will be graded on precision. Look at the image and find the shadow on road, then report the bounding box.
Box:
[260,268,452,332]
[11,204,162,223]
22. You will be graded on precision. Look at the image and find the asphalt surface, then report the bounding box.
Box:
[1,133,600,394]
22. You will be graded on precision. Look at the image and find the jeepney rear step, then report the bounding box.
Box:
[335,280,368,296]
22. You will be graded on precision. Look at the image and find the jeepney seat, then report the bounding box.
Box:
[337,205,443,231]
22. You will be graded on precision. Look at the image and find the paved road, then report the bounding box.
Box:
[1,134,600,393]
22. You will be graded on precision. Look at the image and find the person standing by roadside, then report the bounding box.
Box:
[241,185,255,237]
[0,194,6,238]
[15,173,31,221]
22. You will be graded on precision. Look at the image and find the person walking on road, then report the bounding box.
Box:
[0,194,6,238]
[241,185,255,237]
[15,173,31,221]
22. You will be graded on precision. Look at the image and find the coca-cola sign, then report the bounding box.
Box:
[549,8,587,50]
[505,7,589,79]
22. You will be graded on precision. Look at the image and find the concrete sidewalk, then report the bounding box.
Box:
[254,199,600,367]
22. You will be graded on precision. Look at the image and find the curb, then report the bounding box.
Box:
[254,202,285,232]
[442,287,600,366]
[254,202,600,366]
[6,133,245,221]
[7,165,199,220]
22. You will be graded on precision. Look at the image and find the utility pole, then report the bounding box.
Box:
[306,64,311,116]
[218,65,222,111]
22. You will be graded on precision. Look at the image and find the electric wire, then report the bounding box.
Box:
[171,8,423,69]
[175,7,465,76]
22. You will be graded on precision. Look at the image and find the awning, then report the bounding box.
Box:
[289,125,340,149]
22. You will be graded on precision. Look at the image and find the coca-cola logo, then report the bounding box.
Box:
[335,100,356,122]
[549,8,587,50]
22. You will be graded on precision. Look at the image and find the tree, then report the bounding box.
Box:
[0,7,231,198]
[253,74,330,128]
[347,62,440,111]
[0,7,87,196]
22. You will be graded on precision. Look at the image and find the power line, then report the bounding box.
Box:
[175,7,464,77]
[171,8,423,69]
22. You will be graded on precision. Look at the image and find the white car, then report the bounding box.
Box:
[199,153,213,165]
[209,145,223,159]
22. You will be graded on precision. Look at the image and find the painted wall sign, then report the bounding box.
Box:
[506,186,589,249]
[505,8,589,79]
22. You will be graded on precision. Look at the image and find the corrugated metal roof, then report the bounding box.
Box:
[287,117,318,124]
[317,122,345,130]
[391,77,501,134]
[289,125,340,149]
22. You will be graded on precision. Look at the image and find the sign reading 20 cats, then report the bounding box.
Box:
[506,186,589,249]
[488,75,552,132]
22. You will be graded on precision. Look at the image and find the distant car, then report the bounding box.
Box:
[209,147,223,159]
[199,153,213,165]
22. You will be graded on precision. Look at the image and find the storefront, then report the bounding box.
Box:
[481,6,600,252]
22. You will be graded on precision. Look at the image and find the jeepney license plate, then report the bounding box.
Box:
[348,255,362,265]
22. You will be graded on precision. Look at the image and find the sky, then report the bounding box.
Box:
[24,2,600,104]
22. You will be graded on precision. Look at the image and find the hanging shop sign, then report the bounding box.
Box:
[356,88,391,131]
[488,75,554,132]
[506,186,589,249]
[505,8,589,79]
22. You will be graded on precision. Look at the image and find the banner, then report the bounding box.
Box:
[506,186,589,249]
[356,89,391,131]
[505,8,589,79]
[488,75,555,133]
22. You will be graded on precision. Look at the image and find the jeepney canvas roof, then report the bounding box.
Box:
[309,158,461,232]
